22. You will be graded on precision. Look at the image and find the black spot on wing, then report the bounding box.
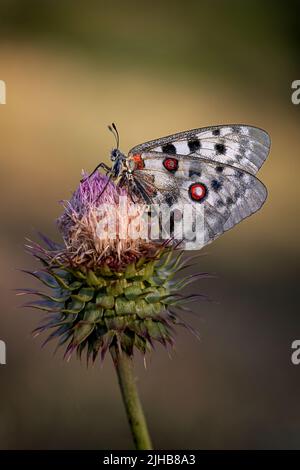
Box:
[162,143,176,154]
[226,196,234,205]
[188,138,201,152]
[215,143,226,155]
[211,179,222,191]
[212,129,220,136]
[165,194,174,207]
[189,168,201,177]
[216,166,224,173]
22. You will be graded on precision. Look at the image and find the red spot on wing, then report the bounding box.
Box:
[189,183,207,201]
[132,154,145,170]
[163,157,178,172]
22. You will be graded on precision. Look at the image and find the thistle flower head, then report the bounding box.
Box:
[20,172,208,363]
[57,172,157,270]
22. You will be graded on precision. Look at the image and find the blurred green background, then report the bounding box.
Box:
[0,0,299,449]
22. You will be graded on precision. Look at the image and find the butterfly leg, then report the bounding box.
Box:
[95,173,114,201]
[80,162,112,183]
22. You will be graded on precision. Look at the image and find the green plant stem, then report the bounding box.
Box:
[111,346,153,450]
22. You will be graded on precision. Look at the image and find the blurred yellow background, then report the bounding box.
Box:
[0,0,299,449]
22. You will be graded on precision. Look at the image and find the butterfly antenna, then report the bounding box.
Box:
[112,122,120,149]
[108,122,120,149]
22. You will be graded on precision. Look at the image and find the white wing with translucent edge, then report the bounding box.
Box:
[133,156,267,249]
[129,124,270,175]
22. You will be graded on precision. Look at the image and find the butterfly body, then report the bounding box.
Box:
[92,124,270,249]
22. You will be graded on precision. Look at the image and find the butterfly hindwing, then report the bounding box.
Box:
[132,155,267,249]
[129,124,270,175]
[176,161,267,247]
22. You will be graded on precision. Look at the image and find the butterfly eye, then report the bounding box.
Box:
[189,183,207,202]
[163,157,178,173]
[111,149,118,161]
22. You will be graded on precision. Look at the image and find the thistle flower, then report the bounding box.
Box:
[57,172,159,270]
[20,171,209,449]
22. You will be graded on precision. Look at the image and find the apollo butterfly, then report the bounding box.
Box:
[85,123,270,249]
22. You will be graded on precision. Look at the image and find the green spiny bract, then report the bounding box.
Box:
[20,247,205,363]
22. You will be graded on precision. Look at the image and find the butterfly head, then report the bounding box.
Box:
[110,148,123,162]
[108,123,127,177]
[110,148,127,178]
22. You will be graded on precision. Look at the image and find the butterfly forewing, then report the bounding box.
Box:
[129,124,270,175]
